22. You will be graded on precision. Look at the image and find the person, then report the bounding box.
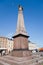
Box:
[2,51,5,56]
[1,52,2,56]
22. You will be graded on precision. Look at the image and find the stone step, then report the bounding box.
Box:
[0,56,43,65]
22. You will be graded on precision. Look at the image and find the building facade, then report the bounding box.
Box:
[7,38,13,52]
[28,41,39,52]
[0,37,7,49]
[0,37,13,53]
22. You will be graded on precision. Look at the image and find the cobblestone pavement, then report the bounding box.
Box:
[0,52,43,65]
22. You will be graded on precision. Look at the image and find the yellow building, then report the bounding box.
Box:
[0,37,13,54]
[0,37,7,49]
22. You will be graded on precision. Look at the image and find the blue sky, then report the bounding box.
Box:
[0,0,43,47]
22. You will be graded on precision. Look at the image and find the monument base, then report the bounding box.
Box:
[11,49,32,57]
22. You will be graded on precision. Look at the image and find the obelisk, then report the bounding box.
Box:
[12,5,31,57]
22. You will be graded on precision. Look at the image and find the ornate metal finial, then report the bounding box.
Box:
[18,5,23,11]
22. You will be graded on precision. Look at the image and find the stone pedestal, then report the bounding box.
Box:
[13,35,29,50]
[11,49,31,57]
[11,34,32,57]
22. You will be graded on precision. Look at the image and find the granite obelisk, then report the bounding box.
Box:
[12,5,31,57]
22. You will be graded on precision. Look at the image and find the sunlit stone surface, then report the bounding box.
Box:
[11,5,31,57]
